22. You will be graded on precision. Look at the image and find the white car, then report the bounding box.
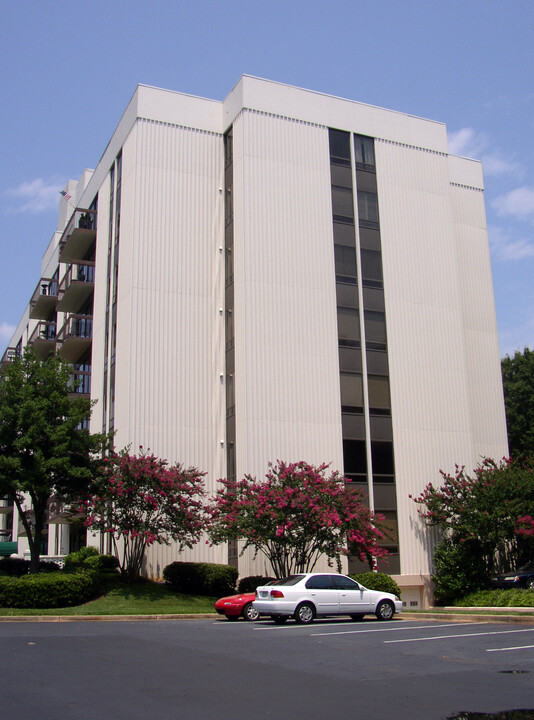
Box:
[253,572,402,624]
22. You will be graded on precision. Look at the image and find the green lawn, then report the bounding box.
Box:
[0,577,218,617]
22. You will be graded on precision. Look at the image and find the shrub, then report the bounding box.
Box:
[351,572,402,599]
[63,545,100,571]
[454,588,534,608]
[238,576,276,593]
[0,570,102,608]
[163,561,238,596]
[84,554,120,573]
[39,561,61,573]
[431,537,488,605]
[0,557,30,577]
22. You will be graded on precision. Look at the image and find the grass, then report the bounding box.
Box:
[453,588,534,608]
[0,576,218,617]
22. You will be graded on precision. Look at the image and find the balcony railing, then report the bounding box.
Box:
[0,347,18,367]
[69,369,91,396]
[57,314,92,362]
[29,278,59,320]
[57,261,95,313]
[58,209,97,263]
[28,321,57,358]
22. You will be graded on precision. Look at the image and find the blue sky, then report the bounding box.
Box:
[1,0,533,357]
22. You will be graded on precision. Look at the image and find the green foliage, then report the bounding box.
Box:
[0,557,29,576]
[63,546,118,574]
[0,349,109,573]
[63,545,100,571]
[351,572,401,598]
[237,575,276,593]
[502,348,534,460]
[455,588,534,608]
[431,537,489,605]
[163,561,238,596]
[84,554,120,572]
[0,570,102,608]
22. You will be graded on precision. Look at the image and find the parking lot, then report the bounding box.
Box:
[2,616,533,719]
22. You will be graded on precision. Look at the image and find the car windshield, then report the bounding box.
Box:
[518,561,534,572]
[274,575,305,586]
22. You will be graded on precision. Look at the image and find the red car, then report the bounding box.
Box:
[215,591,259,621]
[215,581,278,621]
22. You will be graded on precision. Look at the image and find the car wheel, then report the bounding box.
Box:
[273,615,288,624]
[350,614,364,621]
[376,600,394,621]
[242,602,260,621]
[528,579,534,590]
[226,614,239,621]
[294,602,315,624]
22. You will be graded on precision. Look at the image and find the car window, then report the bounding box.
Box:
[334,575,360,590]
[276,575,305,586]
[305,575,337,590]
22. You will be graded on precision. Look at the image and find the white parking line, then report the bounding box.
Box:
[310,622,482,637]
[486,644,534,652]
[384,628,534,644]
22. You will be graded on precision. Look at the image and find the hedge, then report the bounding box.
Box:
[163,561,238,596]
[237,576,276,593]
[0,558,61,577]
[0,570,102,609]
[351,572,402,598]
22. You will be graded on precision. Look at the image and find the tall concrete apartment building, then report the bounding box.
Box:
[1,76,508,606]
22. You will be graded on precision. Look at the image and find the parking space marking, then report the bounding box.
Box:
[310,622,481,637]
[384,628,534,644]
[486,644,534,652]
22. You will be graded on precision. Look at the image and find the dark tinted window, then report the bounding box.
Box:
[334,575,360,590]
[306,575,337,590]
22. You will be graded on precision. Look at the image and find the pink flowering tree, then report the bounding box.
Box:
[83,450,207,578]
[413,457,534,575]
[207,460,387,577]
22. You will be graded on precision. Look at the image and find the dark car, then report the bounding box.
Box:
[490,561,534,590]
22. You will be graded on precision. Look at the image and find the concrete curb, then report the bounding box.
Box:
[0,613,219,623]
[403,610,534,625]
[1,609,533,624]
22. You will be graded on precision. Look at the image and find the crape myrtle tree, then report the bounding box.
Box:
[501,347,534,460]
[413,457,534,579]
[0,350,107,573]
[83,450,207,579]
[207,460,388,577]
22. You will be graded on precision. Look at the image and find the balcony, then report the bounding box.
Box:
[29,278,59,320]
[57,314,92,362]
[69,369,91,398]
[58,209,97,263]
[57,261,95,313]
[0,347,18,368]
[28,321,57,358]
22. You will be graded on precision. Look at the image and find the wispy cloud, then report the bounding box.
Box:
[0,322,16,345]
[3,177,66,214]
[489,224,534,261]
[448,128,522,178]
[492,186,534,222]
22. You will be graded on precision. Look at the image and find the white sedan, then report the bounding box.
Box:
[253,572,402,624]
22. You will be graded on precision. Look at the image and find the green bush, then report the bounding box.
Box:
[351,572,402,598]
[238,575,276,593]
[0,570,102,608]
[163,561,238,596]
[84,554,120,573]
[63,545,100,571]
[454,588,534,608]
[39,561,61,573]
[431,537,488,605]
[0,557,30,577]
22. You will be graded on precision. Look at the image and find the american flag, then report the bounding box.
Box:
[60,190,72,201]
